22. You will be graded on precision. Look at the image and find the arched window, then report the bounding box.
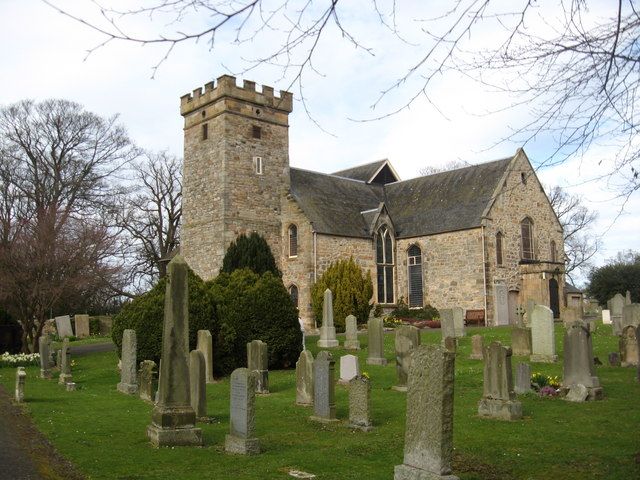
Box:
[496,232,504,266]
[407,244,423,308]
[550,240,557,263]
[288,224,298,257]
[376,226,394,303]
[288,284,299,308]
[520,217,535,260]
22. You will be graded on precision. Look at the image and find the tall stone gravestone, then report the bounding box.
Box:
[343,315,360,350]
[225,368,259,455]
[295,350,314,406]
[348,376,373,431]
[366,317,387,365]
[514,363,531,395]
[620,326,639,367]
[58,338,73,384]
[452,307,465,337]
[247,340,269,394]
[626,290,632,305]
[469,335,484,360]
[138,360,157,403]
[55,315,73,338]
[622,304,640,329]
[493,283,509,326]
[74,314,90,339]
[562,323,603,401]
[197,330,215,384]
[440,309,456,344]
[339,354,360,384]
[530,305,557,363]
[117,329,138,394]
[310,351,338,423]
[602,309,611,325]
[39,335,52,379]
[147,255,202,447]
[478,342,522,420]
[189,350,207,418]
[511,326,532,356]
[317,289,339,348]
[525,299,536,327]
[394,325,421,391]
[15,367,26,403]
[394,345,458,480]
[610,293,625,335]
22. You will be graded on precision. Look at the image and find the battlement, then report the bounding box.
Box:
[180,75,293,116]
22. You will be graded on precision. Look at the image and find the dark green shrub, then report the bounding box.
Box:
[111,268,217,364]
[209,268,301,375]
[221,232,280,276]
[89,317,101,335]
[311,258,373,330]
[390,297,439,320]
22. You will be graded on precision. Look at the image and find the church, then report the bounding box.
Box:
[179,75,566,330]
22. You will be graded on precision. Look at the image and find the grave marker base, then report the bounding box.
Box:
[477,398,523,421]
[224,434,260,455]
[117,382,138,395]
[529,354,558,363]
[147,425,202,447]
[394,464,459,480]
[366,357,387,366]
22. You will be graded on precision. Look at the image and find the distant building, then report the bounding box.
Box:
[180,75,566,329]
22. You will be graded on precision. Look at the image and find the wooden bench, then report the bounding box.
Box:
[465,309,486,326]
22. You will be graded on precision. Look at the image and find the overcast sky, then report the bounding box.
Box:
[1,0,637,286]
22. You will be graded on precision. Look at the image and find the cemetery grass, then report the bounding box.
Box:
[1,324,639,480]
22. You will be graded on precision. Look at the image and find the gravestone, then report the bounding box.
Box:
[610,293,625,335]
[74,314,90,339]
[54,315,73,338]
[15,367,26,403]
[637,332,640,383]
[530,305,557,363]
[620,325,639,367]
[295,350,314,406]
[366,317,387,365]
[469,335,484,360]
[58,338,73,385]
[478,342,522,420]
[511,327,532,356]
[225,368,259,455]
[607,352,620,367]
[452,307,465,337]
[622,304,640,329]
[298,317,306,351]
[138,360,157,403]
[339,354,360,384]
[55,350,62,369]
[394,325,421,391]
[602,309,611,325]
[348,376,373,431]
[343,315,360,350]
[117,329,138,394]
[189,350,207,418]
[493,283,509,326]
[525,299,536,327]
[562,323,603,401]
[317,289,339,348]
[439,309,456,343]
[561,308,580,326]
[565,384,589,402]
[247,340,269,394]
[147,255,202,447]
[38,335,52,379]
[514,363,531,395]
[394,344,458,480]
[626,290,632,305]
[310,351,338,423]
[197,330,215,384]
[515,305,526,327]
[443,336,457,353]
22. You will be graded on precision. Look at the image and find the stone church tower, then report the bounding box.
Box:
[180,75,293,279]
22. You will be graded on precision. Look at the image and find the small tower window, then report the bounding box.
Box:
[201,123,208,141]
[550,240,557,263]
[520,172,527,184]
[288,224,298,257]
[289,284,299,308]
[496,231,504,266]
[252,125,262,139]
[521,217,535,260]
[253,156,263,175]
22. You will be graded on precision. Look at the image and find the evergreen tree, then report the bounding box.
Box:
[221,232,280,277]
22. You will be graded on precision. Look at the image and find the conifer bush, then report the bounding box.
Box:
[311,258,373,330]
[221,232,280,276]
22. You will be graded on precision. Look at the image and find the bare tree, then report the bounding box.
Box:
[0,99,138,351]
[419,160,471,176]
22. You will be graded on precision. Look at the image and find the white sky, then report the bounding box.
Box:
[1,0,638,287]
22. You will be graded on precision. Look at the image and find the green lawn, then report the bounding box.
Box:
[1,324,638,480]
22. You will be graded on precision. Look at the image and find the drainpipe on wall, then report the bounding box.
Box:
[481,225,489,324]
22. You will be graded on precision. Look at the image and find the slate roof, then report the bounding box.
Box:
[289,156,513,239]
[565,282,583,294]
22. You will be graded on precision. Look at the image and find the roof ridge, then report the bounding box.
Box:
[291,166,388,186]
[390,156,513,186]
[331,158,388,175]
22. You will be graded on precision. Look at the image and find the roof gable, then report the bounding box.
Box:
[332,159,400,185]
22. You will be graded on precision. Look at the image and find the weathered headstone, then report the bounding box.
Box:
[478,342,522,420]
[38,335,52,379]
[565,384,589,402]
[394,325,421,391]
[515,305,526,327]
[117,329,138,394]
[343,315,360,350]
[469,335,484,360]
[295,350,314,406]
[530,305,557,363]
[561,307,581,326]
[514,363,531,395]
[525,299,537,327]
[440,309,456,343]
[54,315,73,338]
[58,338,73,385]
[622,304,640,329]
[310,351,338,422]
[366,317,387,365]
[511,327,532,356]
[610,293,625,335]
[74,314,90,339]
[138,360,157,403]
[339,354,360,384]
[452,307,465,337]
[493,282,509,326]
[197,330,215,384]
[348,376,373,431]
[147,255,202,447]
[394,344,458,480]
[626,290,632,305]
[443,336,457,353]
[562,323,603,401]
[619,325,639,367]
[189,350,207,419]
[317,289,339,348]
[607,352,620,367]
[602,309,611,325]
[225,368,259,455]
[247,340,269,394]
[15,367,26,403]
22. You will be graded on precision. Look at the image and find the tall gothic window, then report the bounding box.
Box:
[521,217,535,260]
[496,231,504,266]
[550,240,557,263]
[288,284,299,308]
[407,244,423,308]
[376,226,394,303]
[288,224,298,257]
